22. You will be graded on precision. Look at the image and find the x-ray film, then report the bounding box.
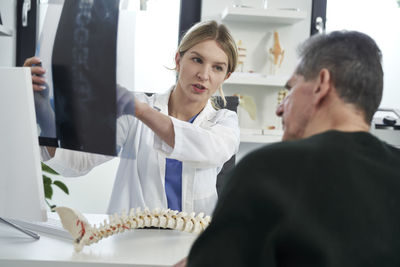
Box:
[35,0,135,158]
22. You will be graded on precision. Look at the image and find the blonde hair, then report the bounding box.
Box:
[177,20,238,106]
[178,20,238,74]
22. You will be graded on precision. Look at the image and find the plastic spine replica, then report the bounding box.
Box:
[55,206,211,252]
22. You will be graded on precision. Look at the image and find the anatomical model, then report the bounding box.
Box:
[269,31,285,75]
[277,88,289,106]
[237,40,247,72]
[55,206,211,252]
[234,94,257,121]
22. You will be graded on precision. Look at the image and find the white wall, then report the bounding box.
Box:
[117,0,180,93]
[326,0,400,109]
[0,0,16,66]
[49,157,119,214]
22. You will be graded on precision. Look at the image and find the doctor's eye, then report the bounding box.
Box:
[214,65,224,72]
[192,57,203,64]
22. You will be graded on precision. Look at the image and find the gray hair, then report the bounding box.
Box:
[296,31,383,123]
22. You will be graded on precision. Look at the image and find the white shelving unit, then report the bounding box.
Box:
[224,72,286,143]
[240,128,283,143]
[225,72,288,87]
[215,2,310,144]
[0,25,13,36]
[221,6,307,24]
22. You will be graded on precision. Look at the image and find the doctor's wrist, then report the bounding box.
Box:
[135,101,150,120]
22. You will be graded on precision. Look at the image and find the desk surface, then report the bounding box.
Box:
[0,214,197,267]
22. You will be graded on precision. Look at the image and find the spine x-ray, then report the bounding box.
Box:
[35,0,130,157]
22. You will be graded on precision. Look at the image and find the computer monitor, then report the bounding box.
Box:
[370,108,400,148]
[0,67,47,222]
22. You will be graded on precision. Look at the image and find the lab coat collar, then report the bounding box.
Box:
[153,86,174,115]
[153,86,216,123]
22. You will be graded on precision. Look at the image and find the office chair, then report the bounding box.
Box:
[210,95,239,196]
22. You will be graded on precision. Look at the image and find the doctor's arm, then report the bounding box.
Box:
[134,98,175,148]
[41,114,132,177]
[161,110,239,168]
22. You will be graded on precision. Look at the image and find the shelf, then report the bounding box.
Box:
[225,72,287,87]
[221,6,307,24]
[240,128,283,143]
[0,25,13,36]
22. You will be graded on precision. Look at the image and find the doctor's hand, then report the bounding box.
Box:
[23,57,56,158]
[116,85,135,118]
[23,56,56,138]
[23,56,47,91]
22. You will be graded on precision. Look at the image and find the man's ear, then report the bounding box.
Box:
[313,68,331,106]
[175,52,181,72]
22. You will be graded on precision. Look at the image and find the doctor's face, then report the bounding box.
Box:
[175,40,230,104]
[276,72,316,141]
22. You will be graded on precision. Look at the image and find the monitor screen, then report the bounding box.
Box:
[0,67,47,222]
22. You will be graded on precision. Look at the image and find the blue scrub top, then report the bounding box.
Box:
[165,114,198,211]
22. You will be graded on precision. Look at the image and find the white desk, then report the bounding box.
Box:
[0,214,197,267]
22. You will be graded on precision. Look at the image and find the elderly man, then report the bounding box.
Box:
[183,31,400,266]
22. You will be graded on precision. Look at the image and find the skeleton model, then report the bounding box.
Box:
[55,206,211,252]
[233,94,257,121]
[277,88,289,106]
[269,31,285,75]
[237,40,247,72]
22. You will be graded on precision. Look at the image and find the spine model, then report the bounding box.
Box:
[55,206,211,252]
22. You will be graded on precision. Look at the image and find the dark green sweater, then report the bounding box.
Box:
[188,131,400,267]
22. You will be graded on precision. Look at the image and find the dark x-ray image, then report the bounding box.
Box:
[52,0,119,155]
[35,0,136,157]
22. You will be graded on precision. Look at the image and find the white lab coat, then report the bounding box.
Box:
[42,88,240,215]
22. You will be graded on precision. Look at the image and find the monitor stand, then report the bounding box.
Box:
[0,217,40,239]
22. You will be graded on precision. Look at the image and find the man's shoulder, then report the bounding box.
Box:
[246,132,326,157]
[239,131,358,167]
[241,130,399,166]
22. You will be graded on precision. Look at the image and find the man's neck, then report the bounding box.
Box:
[304,102,370,138]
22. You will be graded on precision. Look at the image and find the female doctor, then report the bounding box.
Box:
[25,20,239,216]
